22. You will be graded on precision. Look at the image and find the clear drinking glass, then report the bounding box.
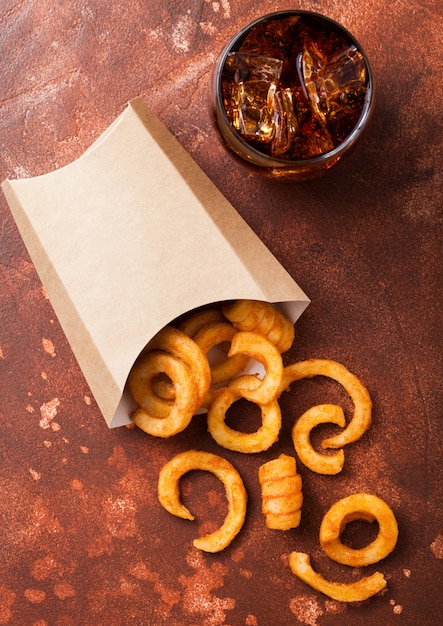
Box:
[212,10,374,180]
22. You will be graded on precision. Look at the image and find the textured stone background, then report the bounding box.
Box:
[0,1,441,625]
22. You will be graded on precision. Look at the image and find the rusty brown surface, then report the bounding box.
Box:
[0,1,442,625]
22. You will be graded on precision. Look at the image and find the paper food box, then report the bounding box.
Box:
[2,98,310,428]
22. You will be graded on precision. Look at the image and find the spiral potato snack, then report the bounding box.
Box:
[126,299,398,607]
[192,321,250,385]
[222,299,295,353]
[157,450,247,553]
[319,493,399,567]
[259,454,303,530]
[292,404,346,474]
[278,358,372,448]
[288,552,387,602]
[207,375,282,453]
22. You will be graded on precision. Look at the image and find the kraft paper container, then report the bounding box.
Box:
[2,98,310,428]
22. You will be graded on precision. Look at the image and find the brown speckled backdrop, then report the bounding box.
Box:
[0,1,442,625]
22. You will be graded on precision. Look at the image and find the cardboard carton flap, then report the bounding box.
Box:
[2,98,309,427]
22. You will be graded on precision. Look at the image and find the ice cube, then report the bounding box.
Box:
[222,53,283,141]
[270,88,298,156]
[302,42,367,124]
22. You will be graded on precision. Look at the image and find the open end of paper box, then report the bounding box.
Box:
[2,98,309,428]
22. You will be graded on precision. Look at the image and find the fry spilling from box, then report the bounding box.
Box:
[2,98,309,427]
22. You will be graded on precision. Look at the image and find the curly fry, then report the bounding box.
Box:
[130,352,199,438]
[259,455,303,530]
[292,404,346,474]
[288,552,387,602]
[157,450,247,552]
[228,332,283,405]
[223,299,295,352]
[222,299,262,327]
[207,375,281,453]
[319,493,399,567]
[146,326,211,407]
[150,372,176,402]
[279,359,372,448]
[193,321,250,385]
[253,302,276,336]
[176,307,225,338]
[265,310,295,353]
[129,350,177,418]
